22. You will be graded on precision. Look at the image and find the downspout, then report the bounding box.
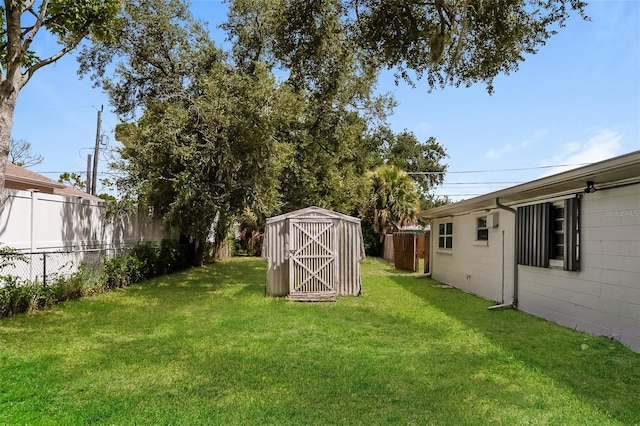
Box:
[492,197,518,309]
[420,219,433,277]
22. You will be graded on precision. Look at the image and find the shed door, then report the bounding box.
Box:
[289,219,337,296]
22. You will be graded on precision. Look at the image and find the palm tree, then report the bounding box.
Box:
[362,165,420,242]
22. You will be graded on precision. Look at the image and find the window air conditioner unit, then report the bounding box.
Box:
[487,212,499,228]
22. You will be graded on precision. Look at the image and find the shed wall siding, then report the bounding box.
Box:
[264,218,289,296]
[431,210,515,303]
[335,220,362,295]
[517,184,640,351]
[263,207,363,297]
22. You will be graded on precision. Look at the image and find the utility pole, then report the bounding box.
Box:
[91,105,103,195]
[86,154,92,194]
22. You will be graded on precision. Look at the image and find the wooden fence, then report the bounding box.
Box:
[391,231,430,273]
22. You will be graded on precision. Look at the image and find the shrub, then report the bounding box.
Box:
[0,240,191,318]
[0,277,49,317]
[102,255,143,289]
[0,246,42,317]
[158,239,190,274]
[129,242,160,277]
[49,271,85,302]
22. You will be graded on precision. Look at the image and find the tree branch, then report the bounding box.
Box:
[22,0,50,54]
[24,0,38,10]
[23,35,84,86]
[25,5,39,20]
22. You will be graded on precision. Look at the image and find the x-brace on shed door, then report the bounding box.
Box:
[289,219,337,297]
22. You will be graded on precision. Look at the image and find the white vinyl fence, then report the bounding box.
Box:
[0,189,167,284]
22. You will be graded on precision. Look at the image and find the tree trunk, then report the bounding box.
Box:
[192,238,205,267]
[0,89,19,215]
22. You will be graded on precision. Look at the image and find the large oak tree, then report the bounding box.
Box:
[81,0,301,265]
[225,0,587,92]
[223,0,586,214]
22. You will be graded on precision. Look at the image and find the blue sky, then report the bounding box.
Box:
[10,0,640,200]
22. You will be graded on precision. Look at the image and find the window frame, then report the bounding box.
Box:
[549,202,565,267]
[476,216,489,242]
[516,197,580,271]
[438,221,454,250]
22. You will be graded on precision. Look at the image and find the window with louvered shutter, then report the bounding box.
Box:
[517,203,551,268]
[516,197,580,271]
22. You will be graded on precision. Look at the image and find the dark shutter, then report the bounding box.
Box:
[564,197,580,271]
[517,203,551,267]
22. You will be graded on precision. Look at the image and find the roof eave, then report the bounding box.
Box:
[6,175,66,190]
[421,150,640,219]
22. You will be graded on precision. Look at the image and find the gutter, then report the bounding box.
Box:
[490,197,518,310]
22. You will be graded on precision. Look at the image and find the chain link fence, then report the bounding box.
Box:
[0,247,128,287]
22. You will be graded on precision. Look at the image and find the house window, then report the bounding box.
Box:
[476,216,488,241]
[438,222,453,249]
[551,203,564,261]
[516,197,580,271]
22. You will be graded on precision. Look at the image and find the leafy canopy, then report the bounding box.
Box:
[361,164,421,240]
[0,0,121,75]
[225,0,588,93]
[116,62,298,264]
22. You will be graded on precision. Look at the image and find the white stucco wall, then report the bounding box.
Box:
[431,209,515,304]
[430,183,640,352]
[517,184,640,351]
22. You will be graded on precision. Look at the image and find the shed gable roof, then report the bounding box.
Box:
[266,206,361,224]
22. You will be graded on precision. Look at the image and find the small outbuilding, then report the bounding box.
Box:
[261,206,365,301]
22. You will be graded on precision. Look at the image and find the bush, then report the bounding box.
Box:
[48,266,94,302]
[102,255,143,289]
[0,240,191,318]
[158,239,190,274]
[0,277,49,317]
[129,242,160,278]
[361,222,382,256]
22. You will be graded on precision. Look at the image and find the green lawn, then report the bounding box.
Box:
[1,257,639,425]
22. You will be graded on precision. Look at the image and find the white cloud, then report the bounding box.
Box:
[540,129,623,176]
[414,121,433,138]
[484,129,547,159]
[485,144,514,159]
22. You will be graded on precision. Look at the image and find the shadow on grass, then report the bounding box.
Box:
[124,257,267,296]
[3,257,640,424]
[387,269,640,424]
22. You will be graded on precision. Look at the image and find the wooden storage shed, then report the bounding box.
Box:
[261,206,365,300]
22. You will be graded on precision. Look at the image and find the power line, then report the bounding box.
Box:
[440,181,523,185]
[407,162,593,175]
[31,171,118,176]
[433,194,485,197]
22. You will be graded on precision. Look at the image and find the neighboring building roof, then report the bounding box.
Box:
[4,163,102,201]
[396,224,428,234]
[55,186,103,201]
[422,150,640,219]
[5,162,65,192]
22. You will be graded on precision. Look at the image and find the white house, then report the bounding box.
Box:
[421,151,640,352]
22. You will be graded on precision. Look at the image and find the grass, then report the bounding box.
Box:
[1,257,639,425]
